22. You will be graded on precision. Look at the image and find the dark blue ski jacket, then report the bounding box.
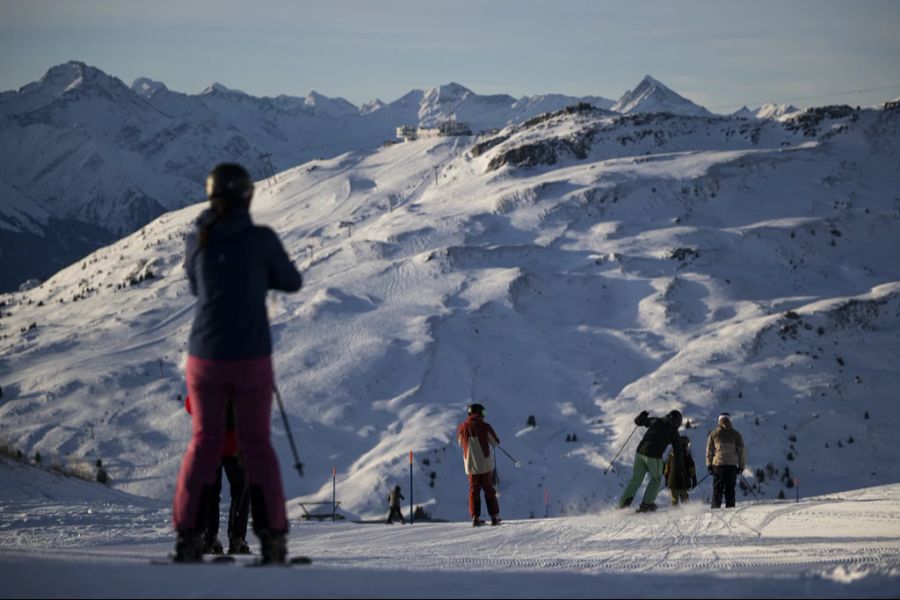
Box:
[184,207,302,360]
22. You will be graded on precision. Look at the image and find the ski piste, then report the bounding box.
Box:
[151,555,312,566]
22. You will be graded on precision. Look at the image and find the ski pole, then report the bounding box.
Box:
[409,450,414,525]
[603,425,639,475]
[695,472,711,487]
[497,446,522,468]
[274,384,304,477]
[740,473,759,500]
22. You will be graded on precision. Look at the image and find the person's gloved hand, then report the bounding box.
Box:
[634,410,650,426]
[708,465,714,475]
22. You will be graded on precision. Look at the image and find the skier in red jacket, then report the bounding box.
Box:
[456,403,502,526]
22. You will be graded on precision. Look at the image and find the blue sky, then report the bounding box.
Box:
[1,0,899,110]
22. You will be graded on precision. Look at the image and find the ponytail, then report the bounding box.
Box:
[198,197,234,249]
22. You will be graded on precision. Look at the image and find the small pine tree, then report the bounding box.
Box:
[571,433,578,442]
[864,411,870,419]
[847,436,854,444]
[778,490,786,499]
[787,451,794,461]
[34,451,42,464]
[527,415,537,428]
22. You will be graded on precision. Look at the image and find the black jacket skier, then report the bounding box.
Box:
[635,410,685,460]
[386,486,405,524]
[617,410,684,512]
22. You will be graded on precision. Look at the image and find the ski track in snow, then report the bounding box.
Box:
[1,458,898,597]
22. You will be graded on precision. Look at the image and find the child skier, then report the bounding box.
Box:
[664,435,697,505]
[185,394,251,554]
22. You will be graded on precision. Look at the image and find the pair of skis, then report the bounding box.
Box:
[152,554,312,566]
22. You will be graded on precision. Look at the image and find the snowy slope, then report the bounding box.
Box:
[1,101,899,532]
[0,62,616,291]
[0,456,897,597]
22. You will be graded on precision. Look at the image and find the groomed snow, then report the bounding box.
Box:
[0,457,898,597]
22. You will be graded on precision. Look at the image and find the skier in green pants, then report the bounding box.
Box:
[617,410,684,512]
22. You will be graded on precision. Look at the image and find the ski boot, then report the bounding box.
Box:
[616,497,634,510]
[203,536,224,555]
[490,515,502,526]
[228,537,251,555]
[472,517,486,527]
[173,530,204,563]
[636,503,658,513]
[258,530,287,564]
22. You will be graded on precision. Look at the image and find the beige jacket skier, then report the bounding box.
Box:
[706,416,747,470]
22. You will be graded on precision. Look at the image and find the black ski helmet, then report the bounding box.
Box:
[666,409,683,428]
[467,403,486,417]
[206,163,254,206]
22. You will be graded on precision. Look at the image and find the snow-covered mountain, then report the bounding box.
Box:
[731,103,803,121]
[754,102,802,120]
[1,100,898,528]
[611,75,713,117]
[0,62,616,292]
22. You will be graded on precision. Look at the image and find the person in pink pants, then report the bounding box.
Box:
[172,163,302,563]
